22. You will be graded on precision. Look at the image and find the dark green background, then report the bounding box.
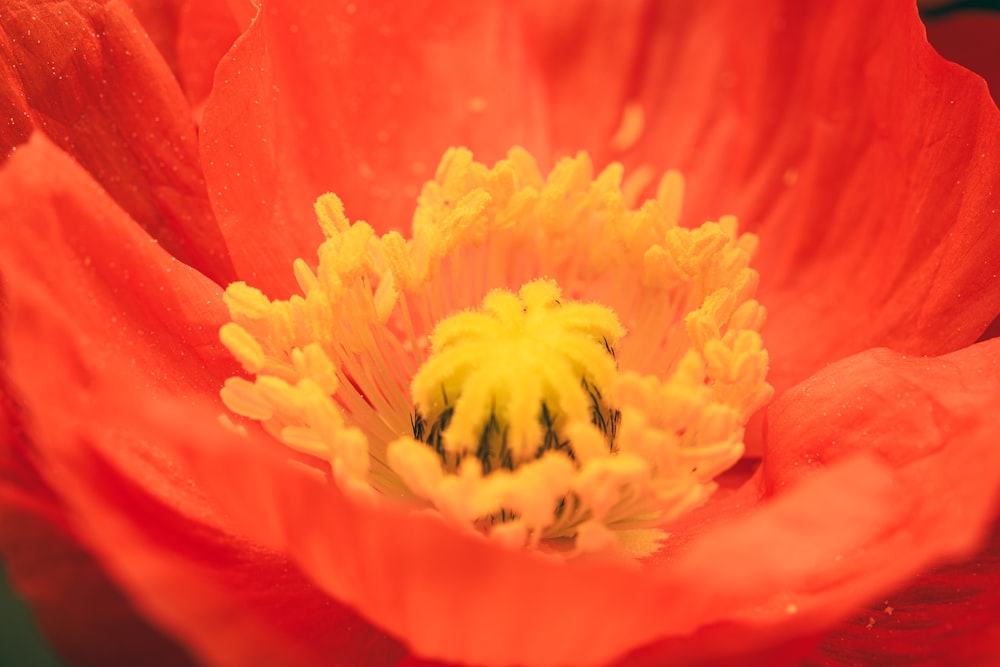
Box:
[0,565,71,667]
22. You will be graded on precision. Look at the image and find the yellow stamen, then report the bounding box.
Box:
[218,147,773,558]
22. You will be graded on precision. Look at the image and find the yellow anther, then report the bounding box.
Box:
[219,322,265,373]
[656,170,685,224]
[223,282,271,319]
[219,376,272,420]
[218,146,772,558]
[315,192,351,236]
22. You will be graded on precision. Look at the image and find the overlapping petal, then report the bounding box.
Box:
[0,134,233,406]
[0,133,404,667]
[512,0,653,165]
[175,0,246,107]
[0,435,198,667]
[2,390,403,667]
[342,339,1000,667]
[763,341,1000,594]
[767,342,1000,657]
[121,0,249,106]
[808,522,1000,666]
[0,0,235,284]
[925,9,1000,104]
[120,0,186,75]
[176,402,901,667]
[517,0,1000,398]
[199,0,552,297]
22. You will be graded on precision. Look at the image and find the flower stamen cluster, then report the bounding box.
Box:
[219,147,773,557]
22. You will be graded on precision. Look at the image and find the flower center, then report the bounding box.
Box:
[409,278,624,473]
[218,147,773,557]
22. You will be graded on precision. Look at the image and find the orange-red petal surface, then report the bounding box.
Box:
[808,521,1000,666]
[760,340,1000,661]
[181,421,933,667]
[0,130,237,554]
[764,340,1000,521]
[0,0,235,283]
[763,341,1000,563]
[526,0,1000,397]
[0,134,406,667]
[176,0,244,107]
[121,0,247,107]
[0,431,198,667]
[120,0,185,75]
[45,400,405,667]
[751,1,1000,395]
[0,134,234,408]
[200,0,551,296]
[2,386,405,667]
[512,0,652,165]
[174,341,1000,666]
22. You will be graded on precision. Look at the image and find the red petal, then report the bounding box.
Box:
[399,632,819,667]
[512,0,653,164]
[0,0,235,283]
[808,520,1000,666]
[764,340,1000,526]
[120,0,246,108]
[6,388,405,667]
[225,0,256,28]
[761,340,1000,651]
[176,0,243,106]
[177,340,1000,666]
[53,404,405,667]
[0,138,245,620]
[1,135,406,667]
[200,0,550,297]
[0,57,32,159]
[121,0,186,77]
[0,448,199,667]
[2,354,191,667]
[0,137,234,495]
[925,10,1000,105]
[596,0,1000,396]
[182,394,942,667]
[980,314,1000,343]
[0,134,236,447]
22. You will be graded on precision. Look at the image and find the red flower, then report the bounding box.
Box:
[1,1,999,666]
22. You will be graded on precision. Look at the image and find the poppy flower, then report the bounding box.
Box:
[2,2,999,667]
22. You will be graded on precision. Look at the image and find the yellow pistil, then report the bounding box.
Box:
[410,279,624,468]
[219,147,773,557]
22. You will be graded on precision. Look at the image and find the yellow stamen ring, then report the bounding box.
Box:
[218,147,773,558]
